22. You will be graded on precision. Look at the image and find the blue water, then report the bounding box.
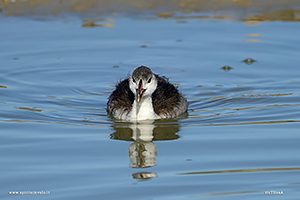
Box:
[1,14,300,200]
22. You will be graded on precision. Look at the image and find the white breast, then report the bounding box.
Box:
[129,96,157,121]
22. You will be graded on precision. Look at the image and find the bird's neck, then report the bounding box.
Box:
[131,95,156,121]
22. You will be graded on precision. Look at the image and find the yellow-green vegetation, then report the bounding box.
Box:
[1,0,300,22]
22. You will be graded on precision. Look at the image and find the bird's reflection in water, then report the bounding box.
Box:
[132,172,158,180]
[110,120,181,180]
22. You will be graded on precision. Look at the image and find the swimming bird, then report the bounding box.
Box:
[107,66,188,121]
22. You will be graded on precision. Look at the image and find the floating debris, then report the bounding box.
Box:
[0,85,7,88]
[46,95,57,98]
[244,39,261,42]
[157,12,174,18]
[99,23,115,28]
[82,21,99,27]
[245,33,263,37]
[221,65,233,71]
[242,58,257,65]
[82,21,115,28]
[244,20,261,26]
[113,65,120,68]
[140,45,148,48]
[16,107,43,112]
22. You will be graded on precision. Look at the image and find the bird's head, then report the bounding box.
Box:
[129,66,158,103]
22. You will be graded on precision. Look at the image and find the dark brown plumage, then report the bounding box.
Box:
[152,75,185,118]
[107,79,134,118]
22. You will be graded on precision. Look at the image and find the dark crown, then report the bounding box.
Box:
[132,66,153,81]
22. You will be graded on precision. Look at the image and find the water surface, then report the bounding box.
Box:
[1,4,300,200]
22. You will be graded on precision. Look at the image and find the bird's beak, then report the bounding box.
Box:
[137,80,146,103]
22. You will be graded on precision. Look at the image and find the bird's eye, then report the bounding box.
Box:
[132,78,136,83]
[148,77,152,83]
